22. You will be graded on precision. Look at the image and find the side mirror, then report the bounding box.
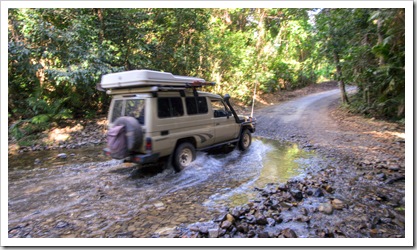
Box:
[224,94,231,102]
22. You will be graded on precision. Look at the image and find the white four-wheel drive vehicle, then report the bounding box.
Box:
[99,70,256,172]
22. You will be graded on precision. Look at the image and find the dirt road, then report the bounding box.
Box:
[252,87,406,238]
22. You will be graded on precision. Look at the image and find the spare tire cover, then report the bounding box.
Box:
[113,116,143,151]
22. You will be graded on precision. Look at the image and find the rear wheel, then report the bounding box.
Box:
[238,129,251,151]
[173,142,196,172]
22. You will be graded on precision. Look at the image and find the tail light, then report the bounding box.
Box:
[145,137,152,152]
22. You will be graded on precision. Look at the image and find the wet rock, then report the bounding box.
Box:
[189,226,199,232]
[245,214,256,224]
[258,231,270,238]
[230,207,241,218]
[215,213,227,222]
[278,183,288,191]
[274,215,283,224]
[226,214,235,223]
[57,153,67,159]
[247,230,256,238]
[290,189,303,201]
[331,199,344,210]
[256,215,268,225]
[267,217,276,226]
[221,220,232,229]
[153,202,165,209]
[300,207,308,216]
[208,228,219,238]
[236,223,249,233]
[388,165,400,171]
[318,203,333,214]
[296,215,311,223]
[282,228,297,238]
[56,221,69,228]
[324,185,334,193]
[376,173,386,181]
[313,188,324,197]
[34,158,41,165]
[199,226,208,234]
[218,229,227,237]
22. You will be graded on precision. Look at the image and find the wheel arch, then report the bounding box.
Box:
[174,137,197,150]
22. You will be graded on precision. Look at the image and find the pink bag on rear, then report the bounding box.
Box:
[107,125,128,159]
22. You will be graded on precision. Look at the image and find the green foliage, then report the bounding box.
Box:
[313,8,404,119]
[8,8,405,140]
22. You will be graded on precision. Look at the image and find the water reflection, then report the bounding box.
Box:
[205,137,317,208]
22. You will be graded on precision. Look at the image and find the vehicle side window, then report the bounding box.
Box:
[170,97,184,117]
[186,97,208,115]
[211,99,229,118]
[111,100,123,122]
[158,97,184,118]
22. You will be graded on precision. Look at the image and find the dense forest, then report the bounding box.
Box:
[8,8,405,139]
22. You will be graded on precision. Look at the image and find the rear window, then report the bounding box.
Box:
[111,100,123,122]
[158,97,184,118]
[110,98,145,125]
[186,97,208,115]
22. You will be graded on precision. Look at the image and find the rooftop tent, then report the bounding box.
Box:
[100,70,207,89]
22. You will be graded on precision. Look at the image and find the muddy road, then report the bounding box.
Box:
[7,87,406,239]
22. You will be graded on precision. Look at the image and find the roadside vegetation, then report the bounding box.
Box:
[8,8,405,142]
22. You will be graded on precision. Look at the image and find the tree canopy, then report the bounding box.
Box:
[8,8,405,138]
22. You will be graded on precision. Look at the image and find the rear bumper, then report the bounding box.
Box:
[103,148,159,164]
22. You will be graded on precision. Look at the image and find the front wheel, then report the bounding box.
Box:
[238,129,252,151]
[173,142,196,172]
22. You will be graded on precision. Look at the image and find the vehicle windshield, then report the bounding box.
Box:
[111,98,145,125]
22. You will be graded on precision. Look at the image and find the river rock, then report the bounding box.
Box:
[318,203,333,214]
[282,228,297,238]
[388,165,400,171]
[290,189,303,201]
[267,217,276,226]
[247,230,256,238]
[153,202,165,209]
[331,199,344,210]
[199,226,208,234]
[236,223,249,233]
[57,153,67,159]
[221,220,232,229]
[258,231,270,238]
[313,188,324,197]
[256,215,268,225]
[324,185,334,193]
[226,214,235,223]
[56,221,69,228]
[208,228,219,238]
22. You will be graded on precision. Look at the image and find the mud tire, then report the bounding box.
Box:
[173,142,196,172]
[238,129,252,151]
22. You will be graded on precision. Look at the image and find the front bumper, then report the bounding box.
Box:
[103,148,159,164]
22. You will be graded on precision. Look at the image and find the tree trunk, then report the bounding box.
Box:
[95,8,105,43]
[377,18,385,65]
[333,51,349,104]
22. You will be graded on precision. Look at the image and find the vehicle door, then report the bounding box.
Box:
[211,99,239,143]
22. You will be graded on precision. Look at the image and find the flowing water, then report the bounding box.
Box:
[8,138,324,238]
